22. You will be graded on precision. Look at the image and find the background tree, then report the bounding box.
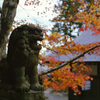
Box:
[51,0,82,38]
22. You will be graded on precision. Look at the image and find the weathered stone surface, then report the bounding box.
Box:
[0,90,45,100]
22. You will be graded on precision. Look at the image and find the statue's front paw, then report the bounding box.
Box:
[15,82,30,93]
[30,84,44,91]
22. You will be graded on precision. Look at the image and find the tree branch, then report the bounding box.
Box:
[39,44,100,76]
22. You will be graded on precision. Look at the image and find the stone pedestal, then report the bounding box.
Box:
[0,90,45,100]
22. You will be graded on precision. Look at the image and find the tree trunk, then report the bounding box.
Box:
[0,0,19,60]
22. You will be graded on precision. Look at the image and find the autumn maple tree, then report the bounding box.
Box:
[39,0,100,94]
[0,0,100,95]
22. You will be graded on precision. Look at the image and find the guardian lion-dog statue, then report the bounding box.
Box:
[0,25,43,93]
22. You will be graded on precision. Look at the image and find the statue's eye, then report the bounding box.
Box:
[35,27,42,33]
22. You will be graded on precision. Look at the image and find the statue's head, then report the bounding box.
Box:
[17,25,43,42]
[8,24,43,54]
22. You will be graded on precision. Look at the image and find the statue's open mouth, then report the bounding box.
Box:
[37,41,42,47]
[28,32,43,50]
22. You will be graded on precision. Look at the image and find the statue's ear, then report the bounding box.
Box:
[16,25,26,32]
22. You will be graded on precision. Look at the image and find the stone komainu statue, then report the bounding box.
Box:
[0,25,43,92]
